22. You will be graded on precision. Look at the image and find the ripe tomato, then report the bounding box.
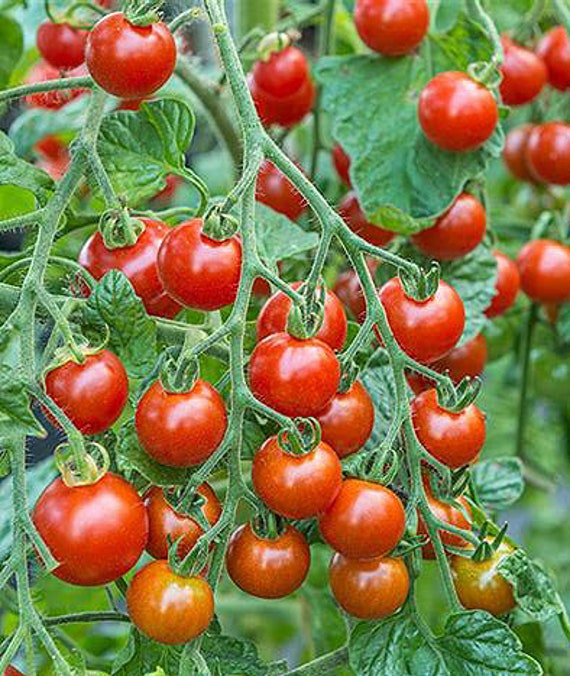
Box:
[252,46,309,98]
[503,124,536,182]
[37,145,70,180]
[339,192,395,247]
[379,277,465,364]
[249,72,315,128]
[332,144,351,186]
[33,473,148,586]
[516,239,570,303]
[417,484,471,559]
[256,282,347,351]
[451,541,516,615]
[499,36,546,105]
[44,350,128,435]
[418,71,498,152]
[256,161,306,221]
[127,560,214,644]
[37,21,88,71]
[333,269,366,323]
[537,26,570,91]
[526,122,570,185]
[249,333,340,417]
[316,381,375,458]
[226,523,310,598]
[157,219,242,311]
[4,667,24,676]
[329,554,409,619]
[354,0,429,56]
[25,61,86,109]
[319,478,406,559]
[135,379,227,467]
[145,483,221,559]
[485,250,520,317]
[411,388,486,468]
[86,13,176,99]
[79,218,182,319]
[411,193,486,260]
[152,174,182,204]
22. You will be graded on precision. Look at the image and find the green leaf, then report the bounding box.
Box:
[0,14,23,90]
[113,630,182,675]
[557,303,570,346]
[255,203,319,265]
[201,634,287,676]
[471,458,524,511]
[0,365,44,439]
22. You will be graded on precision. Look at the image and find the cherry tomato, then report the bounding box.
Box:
[411,388,486,468]
[252,46,310,98]
[127,559,214,644]
[451,541,516,615]
[516,239,570,303]
[145,483,221,559]
[503,124,536,182]
[354,0,429,56]
[526,122,570,185]
[316,381,375,458]
[417,483,471,559]
[37,21,88,71]
[256,161,307,221]
[333,269,366,323]
[499,36,546,105]
[485,250,520,318]
[329,554,409,619]
[25,61,86,109]
[332,145,351,186]
[339,192,395,247]
[157,219,242,311]
[537,26,570,91]
[136,379,227,467]
[418,71,498,152]
[226,523,310,598]
[79,218,182,319]
[249,333,340,417]
[37,145,70,180]
[319,478,406,559]
[257,282,347,351]
[249,72,315,128]
[33,473,148,586]
[379,277,465,364]
[4,667,24,676]
[152,174,182,204]
[45,350,128,435]
[86,13,176,99]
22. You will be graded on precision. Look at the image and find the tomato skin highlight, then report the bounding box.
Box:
[485,250,520,318]
[33,473,148,586]
[256,161,306,220]
[252,47,310,98]
[158,219,242,311]
[526,122,570,185]
[537,26,570,91]
[417,488,471,559]
[499,36,547,105]
[516,239,570,303]
[136,379,227,467]
[37,21,88,71]
[332,145,351,186]
[85,13,176,99]
[226,523,310,598]
[339,192,395,247]
[354,0,429,56]
[319,478,406,559]
[503,124,536,182]
[127,560,214,645]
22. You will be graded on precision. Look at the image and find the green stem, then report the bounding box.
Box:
[234,0,280,41]
[285,647,349,676]
[0,77,93,104]
[515,303,538,459]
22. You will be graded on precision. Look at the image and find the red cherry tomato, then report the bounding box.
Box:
[127,560,214,645]
[4,667,24,676]
[256,161,306,221]
[417,483,471,559]
[503,124,536,182]
[34,135,67,161]
[79,218,182,319]
[152,174,182,204]
[86,12,176,99]
[45,350,128,435]
[145,483,221,559]
[418,71,498,152]
[411,193,486,260]
[319,478,406,559]
[157,219,242,311]
[526,122,570,185]
[257,282,347,351]
[411,388,486,468]
[135,379,227,467]
[516,239,570,303]
[33,473,148,586]
[499,36,547,105]
[226,523,310,598]
[25,61,86,109]
[329,554,409,619]
[485,250,520,318]
[316,381,375,458]
[537,26,570,91]
[252,46,310,98]
[333,269,367,323]
[379,277,465,364]
[332,145,351,186]
[37,21,88,71]
[249,333,340,417]
[354,0,429,56]
[37,146,70,180]
[339,192,395,247]
[249,72,315,128]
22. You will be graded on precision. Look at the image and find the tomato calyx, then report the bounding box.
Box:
[159,346,200,394]
[434,374,482,414]
[203,206,240,242]
[256,31,295,62]
[398,261,440,302]
[99,209,145,249]
[277,417,322,457]
[54,441,110,487]
[345,443,400,486]
[122,1,162,27]
[251,509,285,540]
[470,522,510,563]
[467,60,503,91]
[285,282,326,339]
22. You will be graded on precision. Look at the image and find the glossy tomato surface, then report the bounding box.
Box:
[485,250,520,317]
[516,239,570,303]
[339,192,395,247]
[37,21,88,70]
[332,144,351,186]
[256,161,306,220]
[526,122,570,185]
[252,46,310,98]
[537,26,570,91]
[417,487,471,558]
[249,72,315,128]
[25,61,86,109]
[503,124,536,182]
[354,0,429,56]
[499,36,546,105]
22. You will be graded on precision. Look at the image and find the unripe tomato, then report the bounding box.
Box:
[249,73,315,128]
[499,36,546,105]
[329,554,409,619]
[319,478,406,559]
[37,21,88,71]
[157,219,242,311]
[417,485,471,559]
[485,250,520,318]
[145,483,221,559]
[249,333,340,417]
[45,350,128,435]
[516,239,570,303]
[339,192,395,247]
[503,124,536,182]
[354,0,429,56]
[418,72,498,152]
[537,26,570,91]
[135,379,227,467]
[127,560,214,644]
[252,46,310,98]
[411,388,486,468]
[25,61,86,109]
[226,523,310,598]
[411,193,486,260]
[33,473,148,586]
[85,13,176,99]
[526,122,570,185]
[332,144,351,186]
[333,269,366,323]
[256,161,306,221]
[379,277,465,364]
